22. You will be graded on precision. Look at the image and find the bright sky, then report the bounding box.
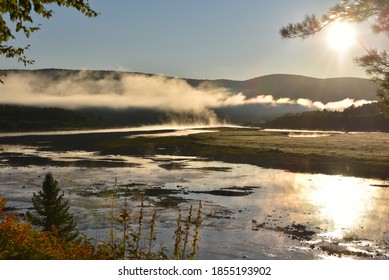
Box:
[0,0,388,80]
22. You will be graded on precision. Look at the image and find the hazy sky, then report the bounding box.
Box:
[0,0,388,80]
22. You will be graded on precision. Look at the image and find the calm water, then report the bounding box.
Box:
[0,128,388,259]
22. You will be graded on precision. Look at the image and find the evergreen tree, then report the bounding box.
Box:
[27,173,78,242]
[280,0,389,116]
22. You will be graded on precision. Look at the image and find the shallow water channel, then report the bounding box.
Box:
[0,128,388,259]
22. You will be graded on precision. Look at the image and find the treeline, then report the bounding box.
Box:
[0,104,218,132]
[0,105,101,131]
[0,104,224,132]
[2,103,388,133]
[0,105,168,132]
[263,103,389,132]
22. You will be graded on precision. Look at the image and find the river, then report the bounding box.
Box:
[0,126,388,259]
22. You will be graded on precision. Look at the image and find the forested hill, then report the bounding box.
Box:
[0,105,168,132]
[263,103,389,132]
[1,103,387,132]
[2,69,379,103]
[0,69,383,132]
[187,74,378,103]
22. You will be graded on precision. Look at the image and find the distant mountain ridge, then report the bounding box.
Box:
[2,69,378,103]
[187,74,378,103]
[0,68,386,132]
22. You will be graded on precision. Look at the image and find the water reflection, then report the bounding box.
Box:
[288,133,331,138]
[126,129,218,138]
[0,124,231,138]
[295,174,378,238]
[1,146,388,259]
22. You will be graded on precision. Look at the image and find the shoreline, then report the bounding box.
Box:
[0,127,388,180]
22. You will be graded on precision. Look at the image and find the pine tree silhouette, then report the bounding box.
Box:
[27,173,78,241]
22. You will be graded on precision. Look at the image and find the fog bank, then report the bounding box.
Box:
[0,71,374,121]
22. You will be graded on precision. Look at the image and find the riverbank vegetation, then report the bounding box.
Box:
[1,103,388,133]
[0,175,203,260]
[263,103,389,132]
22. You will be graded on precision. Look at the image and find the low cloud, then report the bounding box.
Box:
[312,98,374,111]
[218,93,374,112]
[0,72,226,113]
[0,71,374,115]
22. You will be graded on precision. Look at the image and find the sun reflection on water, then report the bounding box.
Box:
[294,174,378,238]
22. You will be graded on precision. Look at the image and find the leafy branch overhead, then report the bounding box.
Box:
[0,0,98,67]
[280,0,389,116]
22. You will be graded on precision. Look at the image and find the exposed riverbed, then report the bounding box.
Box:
[0,127,388,259]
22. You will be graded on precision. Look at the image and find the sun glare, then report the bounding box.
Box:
[326,22,357,52]
[299,174,376,237]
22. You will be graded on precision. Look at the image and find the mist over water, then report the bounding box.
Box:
[0,69,386,260]
[0,71,375,123]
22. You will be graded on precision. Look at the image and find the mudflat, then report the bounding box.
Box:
[0,127,388,180]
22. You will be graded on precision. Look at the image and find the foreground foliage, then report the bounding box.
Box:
[106,187,203,260]
[0,185,203,260]
[0,193,107,259]
[0,214,113,260]
[0,0,97,81]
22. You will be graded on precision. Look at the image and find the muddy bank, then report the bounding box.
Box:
[0,127,388,179]
[1,151,388,259]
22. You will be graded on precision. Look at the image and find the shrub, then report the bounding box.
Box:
[0,179,203,260]
[0,214,113,260]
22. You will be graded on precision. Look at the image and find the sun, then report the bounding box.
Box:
[326,22,357,52]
